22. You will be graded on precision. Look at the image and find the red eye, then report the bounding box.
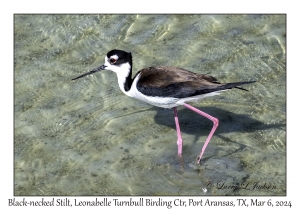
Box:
[110,58,117,63]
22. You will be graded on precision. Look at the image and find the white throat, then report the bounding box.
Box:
[104,56,132,95]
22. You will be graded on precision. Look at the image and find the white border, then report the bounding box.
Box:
[2,0,296,209]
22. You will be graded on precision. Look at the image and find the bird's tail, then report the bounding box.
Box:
[221,81,256,91]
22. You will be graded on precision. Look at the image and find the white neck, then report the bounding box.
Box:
[104,59,132,95]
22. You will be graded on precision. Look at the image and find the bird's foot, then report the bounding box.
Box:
[176,154,185,171]
[197,156,202,164]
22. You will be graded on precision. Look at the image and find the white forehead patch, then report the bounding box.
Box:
[110,54,119,60]
[104,55,119,66]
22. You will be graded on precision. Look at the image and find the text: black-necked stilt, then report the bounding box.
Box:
[72,49,255,163]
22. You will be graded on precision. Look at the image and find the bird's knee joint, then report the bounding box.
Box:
[214,118,219,126]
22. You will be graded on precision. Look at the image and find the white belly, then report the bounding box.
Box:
[130,91,222,108]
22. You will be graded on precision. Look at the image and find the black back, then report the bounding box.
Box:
[136,66,255,98]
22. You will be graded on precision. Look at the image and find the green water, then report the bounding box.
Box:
[14,14,285,195]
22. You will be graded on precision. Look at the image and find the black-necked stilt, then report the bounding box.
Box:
[72,49,255,163]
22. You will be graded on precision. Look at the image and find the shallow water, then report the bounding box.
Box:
[14,14,286,196]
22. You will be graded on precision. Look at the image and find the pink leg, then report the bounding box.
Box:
[173,107,182,156]
[183,103,219,163]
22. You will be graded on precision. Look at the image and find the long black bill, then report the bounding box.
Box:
[71,65,106,80]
